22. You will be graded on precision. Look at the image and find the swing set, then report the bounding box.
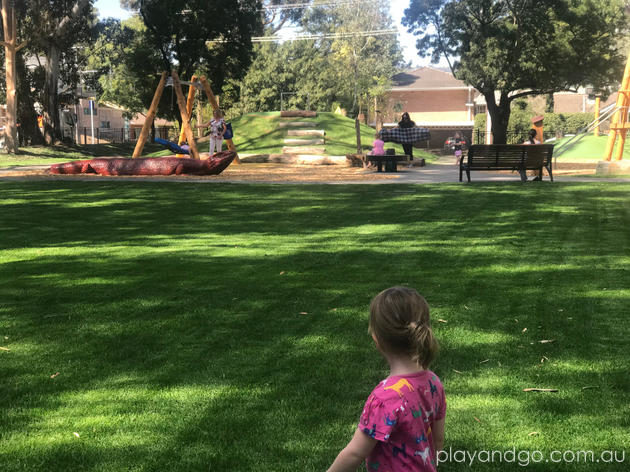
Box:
[132,71,239,163]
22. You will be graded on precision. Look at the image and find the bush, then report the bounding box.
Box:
[474,113,486,140]
[563,113,594,134]
[507,100,534,139]
[543,114,566,136]
[472,108,595,142]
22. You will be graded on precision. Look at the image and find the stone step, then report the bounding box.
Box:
[287,129,325,137]
[278,121,313,128]
[283,138,325,146]
[282,146,326,154]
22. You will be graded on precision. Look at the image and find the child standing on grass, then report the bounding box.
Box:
[327,287,446,472]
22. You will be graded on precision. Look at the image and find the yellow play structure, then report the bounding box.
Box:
[603,53,630,162]
[132,71,239,163]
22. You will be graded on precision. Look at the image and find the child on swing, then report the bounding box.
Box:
[327,286,446,472]
[197,109,227,155]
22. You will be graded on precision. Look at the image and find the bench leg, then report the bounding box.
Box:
[546,164,554,182]
[459,166,463,182]
[466,169,471,182]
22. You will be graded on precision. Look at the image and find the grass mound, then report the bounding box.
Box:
[230,111,437,160]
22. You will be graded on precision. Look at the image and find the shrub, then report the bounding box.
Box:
[563,113,594,134]
[543,114,566,137]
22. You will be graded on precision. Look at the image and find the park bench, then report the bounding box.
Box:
[460,144,554,182]
[367,154,408,172]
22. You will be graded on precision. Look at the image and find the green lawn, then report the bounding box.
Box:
[1,182,629,471]
[553,135,630,161]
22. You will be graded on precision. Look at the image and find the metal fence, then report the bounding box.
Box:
[62,127,179,145]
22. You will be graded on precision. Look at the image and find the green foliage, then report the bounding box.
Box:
[473,113,486,141]
[83,17,161,119]
[231,0,403,116]
[563,112,594,134]
[229,41,339,114]
[543,113,566,136]
[506,99,534,138]
[135,0,261,90]
[538,112,594,135]
[472,100,596,141]
[403,0,627,143]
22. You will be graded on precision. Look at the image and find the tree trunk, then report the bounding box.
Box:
[43,43,61,145]
[17,53,44,145]
[1,0,18,153]
[485,92,511,144]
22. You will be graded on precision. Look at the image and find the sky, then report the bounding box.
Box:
[93,0,437,68]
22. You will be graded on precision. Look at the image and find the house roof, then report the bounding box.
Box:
[391,67,470,91]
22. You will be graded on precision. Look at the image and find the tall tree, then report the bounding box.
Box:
[233,40,339,113]
[135,0,262,90]
[298,0,403,114]
[1,0,27,153]
[234,0,403,116]
[82,17,161,119]
[404,0,627,143]
[24,0,94,144]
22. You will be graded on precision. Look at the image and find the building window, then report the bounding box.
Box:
[100,121,111,128]
[83,107,98,116]
[474,104,487,115]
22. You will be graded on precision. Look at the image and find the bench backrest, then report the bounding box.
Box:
[466,144,554,169]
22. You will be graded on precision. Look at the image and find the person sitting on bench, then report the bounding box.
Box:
[367,132,385,168]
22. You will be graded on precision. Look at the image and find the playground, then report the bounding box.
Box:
[2,30,630,472]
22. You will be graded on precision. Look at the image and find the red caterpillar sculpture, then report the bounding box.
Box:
[50,151,236,176]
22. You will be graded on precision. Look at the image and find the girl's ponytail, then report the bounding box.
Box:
[407,321,439,369]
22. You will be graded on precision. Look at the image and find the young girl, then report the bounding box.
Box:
[370,132,385,156]
[524,128,541,145]
[327,287,446,472]
[197,109,227,154]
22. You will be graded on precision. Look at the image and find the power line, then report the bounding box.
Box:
[207,28,397,44]
[260,1,358,12]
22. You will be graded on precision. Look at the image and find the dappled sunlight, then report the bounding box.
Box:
[1,181,629,470]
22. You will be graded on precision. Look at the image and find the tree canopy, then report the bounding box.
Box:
[133,0,262,91]
[404,0,627,143]
[233,0,403,116]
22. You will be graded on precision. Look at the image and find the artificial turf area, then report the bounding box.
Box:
[1,181,629,471]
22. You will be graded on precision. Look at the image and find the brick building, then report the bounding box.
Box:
[384,67,481,147]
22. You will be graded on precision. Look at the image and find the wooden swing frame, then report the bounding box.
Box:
[132,71,239,162]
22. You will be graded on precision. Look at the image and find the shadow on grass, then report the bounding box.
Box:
[0,181,629,471]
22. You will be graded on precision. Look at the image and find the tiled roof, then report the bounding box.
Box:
[392,67,470,91]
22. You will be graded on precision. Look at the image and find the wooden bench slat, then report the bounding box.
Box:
[460,144,554,182]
